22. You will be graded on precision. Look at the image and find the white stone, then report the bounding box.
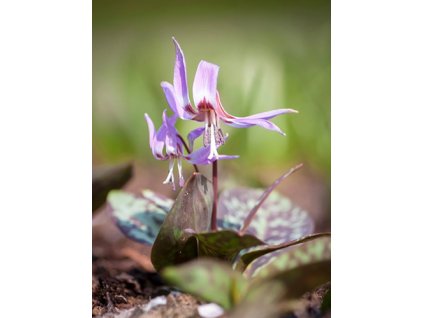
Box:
[198,303,225,318]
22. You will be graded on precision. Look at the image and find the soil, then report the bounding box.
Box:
[92,257,203,318]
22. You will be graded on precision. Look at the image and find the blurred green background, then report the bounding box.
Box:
[93,0,330,223]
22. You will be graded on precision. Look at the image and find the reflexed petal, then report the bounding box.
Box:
[193,61,219,109]
[185,146,210,165]
[145,113,156,147]
[144,113,167,159]
[161,81,197,120]
[163,111,179,141]
[185,145,238,165]
[223,118,286,136]
[172,37,191,109]
[161,111,183,157]
[160,82,187,119]
[187,127,205,150]
[242,108,298,120]
[165,133,178,155]
[163,110,178,127]
[216,154,240,161]
[215,92,294,136]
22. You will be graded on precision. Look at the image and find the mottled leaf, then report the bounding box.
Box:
[93,162,133,212]
[193,230,265,262]
[162,258,248,310]
[232,237,330,316]
[108,189,171,245]
[141,189,174,211]
[239,164,303,235]
[218,188,314,244]
[162,239,330,314]
[151,173,213,271]
[248,236,331,280]
[257,260,330,300]
[229,280,301,318]
[235,233,330,273]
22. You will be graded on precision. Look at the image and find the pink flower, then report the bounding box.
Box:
[161,37,297,160]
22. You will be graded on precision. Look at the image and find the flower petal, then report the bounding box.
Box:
[187,127,205,150]
[215,92,294,136]
[224,118,286,136]
[241,108,298,120]
[185,145,238,165]
[161,81,198,120]
[193,61,219,109]
[163,110,178,128]
[144,113,167,159]
[172,37,191,109]
[160,82,187,119]
[161,111,179,155]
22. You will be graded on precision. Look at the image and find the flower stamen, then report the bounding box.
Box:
[163,159,176,190]
[177,158,184,187]
[208,121,220,160]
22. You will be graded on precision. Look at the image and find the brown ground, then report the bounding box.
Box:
[92,257,202,317]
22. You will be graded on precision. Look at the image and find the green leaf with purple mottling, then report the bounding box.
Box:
[162,258,248,309]
[236,236,331,315]
[253,260,330,300]
[235,233,330,273]
[217,188,314,245]
[193,230,265,262]
[151,173,213,271]
[247,236,331,298]
[162,240,331,314]
[108,189,173,245]
[229,280,301,318]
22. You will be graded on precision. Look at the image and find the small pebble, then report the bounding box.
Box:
[197,303,225,318]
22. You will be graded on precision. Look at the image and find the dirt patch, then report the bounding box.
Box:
[92,254,205,318]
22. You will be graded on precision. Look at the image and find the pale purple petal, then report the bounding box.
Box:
[187,127,205,150]
[184,146,209,165]
[241,108,298,120]
[165,134,177,155]
[172,37,190,108]
[163,110,178,128]
[161,111,178,155]
[144,113,167,159]
[217,154,240,161]
[222,118,286,136]
[214,92,292,136]
[185,145,238,165]
[193,61,219,109]
[161,81,197,120]
[145,113,156,147]
[160,82,184,118]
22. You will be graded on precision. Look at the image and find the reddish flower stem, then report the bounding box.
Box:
[177,134,199,173]
[211,160,218,231]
